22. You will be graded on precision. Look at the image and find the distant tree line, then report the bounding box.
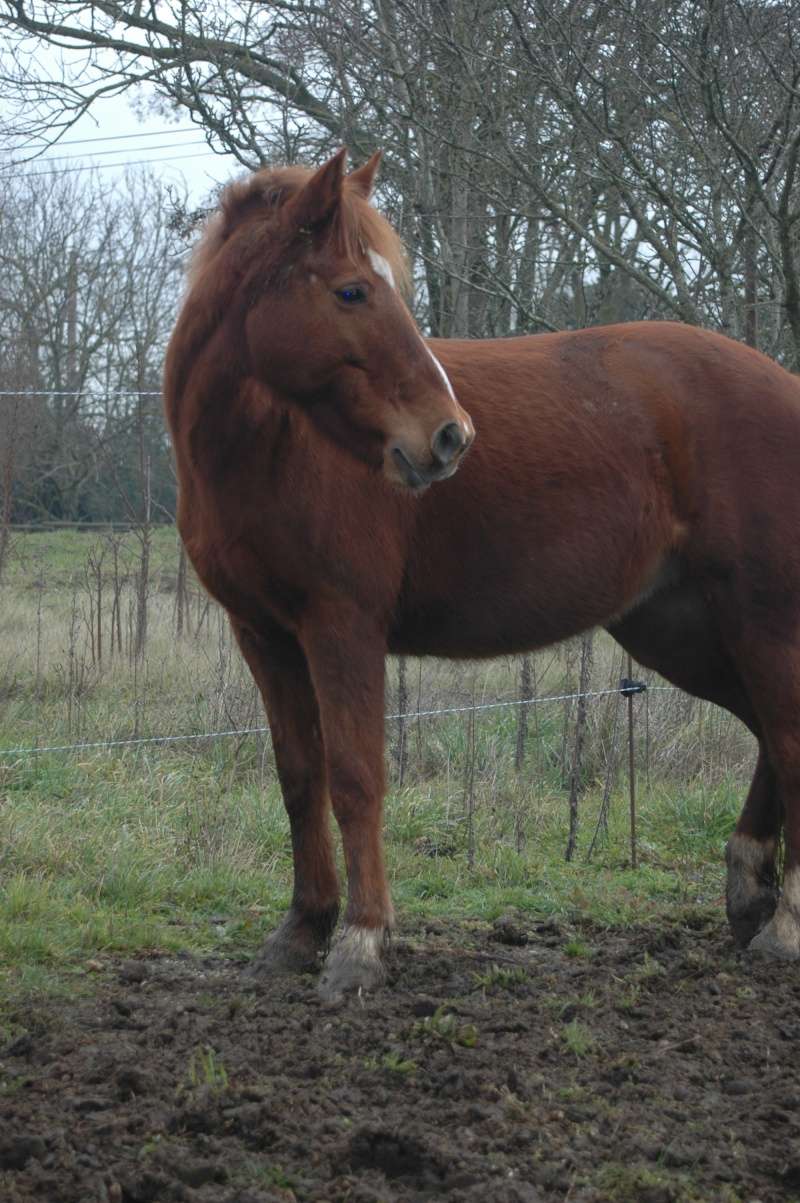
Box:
[0,168,181,526]
[1,0,799,527]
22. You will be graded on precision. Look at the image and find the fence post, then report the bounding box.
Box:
[515,654,532,771]
[395,655,408,786]
[620,656,648,870]
[586,663,624,861]
[464,681,477,870]
[565,632,594,861]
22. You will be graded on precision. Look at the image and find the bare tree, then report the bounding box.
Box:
[0,348,42,580]
[505,0,800,360]
[0,1,613,337]
[0,164,182,521]
[3,0,799,355]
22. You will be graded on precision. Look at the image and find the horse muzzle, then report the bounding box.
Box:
[389,418,474,491]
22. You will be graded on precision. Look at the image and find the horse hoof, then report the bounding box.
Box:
[317,926,388,1002]
[727,888,779,948]
[245,940,317,979]
[725,835,778,947]
[748,914,800,961]
[244,911,336,979]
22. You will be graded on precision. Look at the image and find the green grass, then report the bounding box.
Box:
[586,1163,747,1203]
[474,963,529,990]
[0,738,732,1016]
[0,750,292,1006]
[4,525,179,590]
[560,1019,596,1058]
[0,529,758,1014]
[411,1005,479,1048]
[183,1046,230,1094]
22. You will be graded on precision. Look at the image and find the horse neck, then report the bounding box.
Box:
[181,375,296,493]
[166,285,284,474]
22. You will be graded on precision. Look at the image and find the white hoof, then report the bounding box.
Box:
[748,869,800,961]
[318,926,389,1001]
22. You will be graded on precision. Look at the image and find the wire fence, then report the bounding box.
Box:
[0,389,163,397]
[0,682,675,760]
[0,664,681,866]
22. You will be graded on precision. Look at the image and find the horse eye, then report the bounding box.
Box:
[335,285,367,305]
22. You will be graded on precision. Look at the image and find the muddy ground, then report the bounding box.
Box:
[2,914,800,1203]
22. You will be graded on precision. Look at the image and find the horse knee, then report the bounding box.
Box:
[327,759,384,825]
[278,769,323,817]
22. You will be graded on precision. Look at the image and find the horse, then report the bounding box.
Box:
[165,148,800,1000]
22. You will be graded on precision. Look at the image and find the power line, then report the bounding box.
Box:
[0,149,234,181]
[0,390,162,397]
[7,137,209,167]
[12,125,198,151]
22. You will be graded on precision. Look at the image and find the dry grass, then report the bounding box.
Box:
[0,528,757,823]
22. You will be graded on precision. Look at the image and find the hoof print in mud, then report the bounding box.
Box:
[0,1135,47,1171]
[348,1127,447,1189]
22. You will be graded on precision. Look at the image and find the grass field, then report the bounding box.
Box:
[0,528,758,1030]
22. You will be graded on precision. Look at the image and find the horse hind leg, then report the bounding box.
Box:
[608,577,780,945]
[725,747,781,947]
[714,622,800,959]
[232,618,340,975]
[747,726,800,961]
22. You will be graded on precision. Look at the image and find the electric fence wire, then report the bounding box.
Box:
[0,684,675,759]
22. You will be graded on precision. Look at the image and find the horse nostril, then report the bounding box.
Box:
[431,421,466,466]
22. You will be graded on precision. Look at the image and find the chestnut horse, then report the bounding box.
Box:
[165,148,800,1000]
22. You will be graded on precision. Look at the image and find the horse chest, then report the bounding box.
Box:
[182,521,300,630]
[187,500,398,634]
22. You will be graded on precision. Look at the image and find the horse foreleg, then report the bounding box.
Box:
[301,604,392,1001]
[232,619,340,974]
[725,746,781,946]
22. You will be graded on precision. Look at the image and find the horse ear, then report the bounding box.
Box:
[348,150,382,199]
[288,148,348,230]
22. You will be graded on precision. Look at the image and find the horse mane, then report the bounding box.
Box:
[188,162,410,295]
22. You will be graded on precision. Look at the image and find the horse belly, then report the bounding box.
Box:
[391,543,663,660]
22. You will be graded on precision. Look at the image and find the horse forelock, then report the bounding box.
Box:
[187,163,409,295]
[337,183,411,296]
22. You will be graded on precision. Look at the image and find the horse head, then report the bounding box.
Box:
[191,148,474,491]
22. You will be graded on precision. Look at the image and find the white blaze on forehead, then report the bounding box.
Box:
[367,248,396,289]
[426,344,457,400]
[366,243,463,418]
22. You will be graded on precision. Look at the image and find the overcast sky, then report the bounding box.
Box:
[5,78,246,204]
